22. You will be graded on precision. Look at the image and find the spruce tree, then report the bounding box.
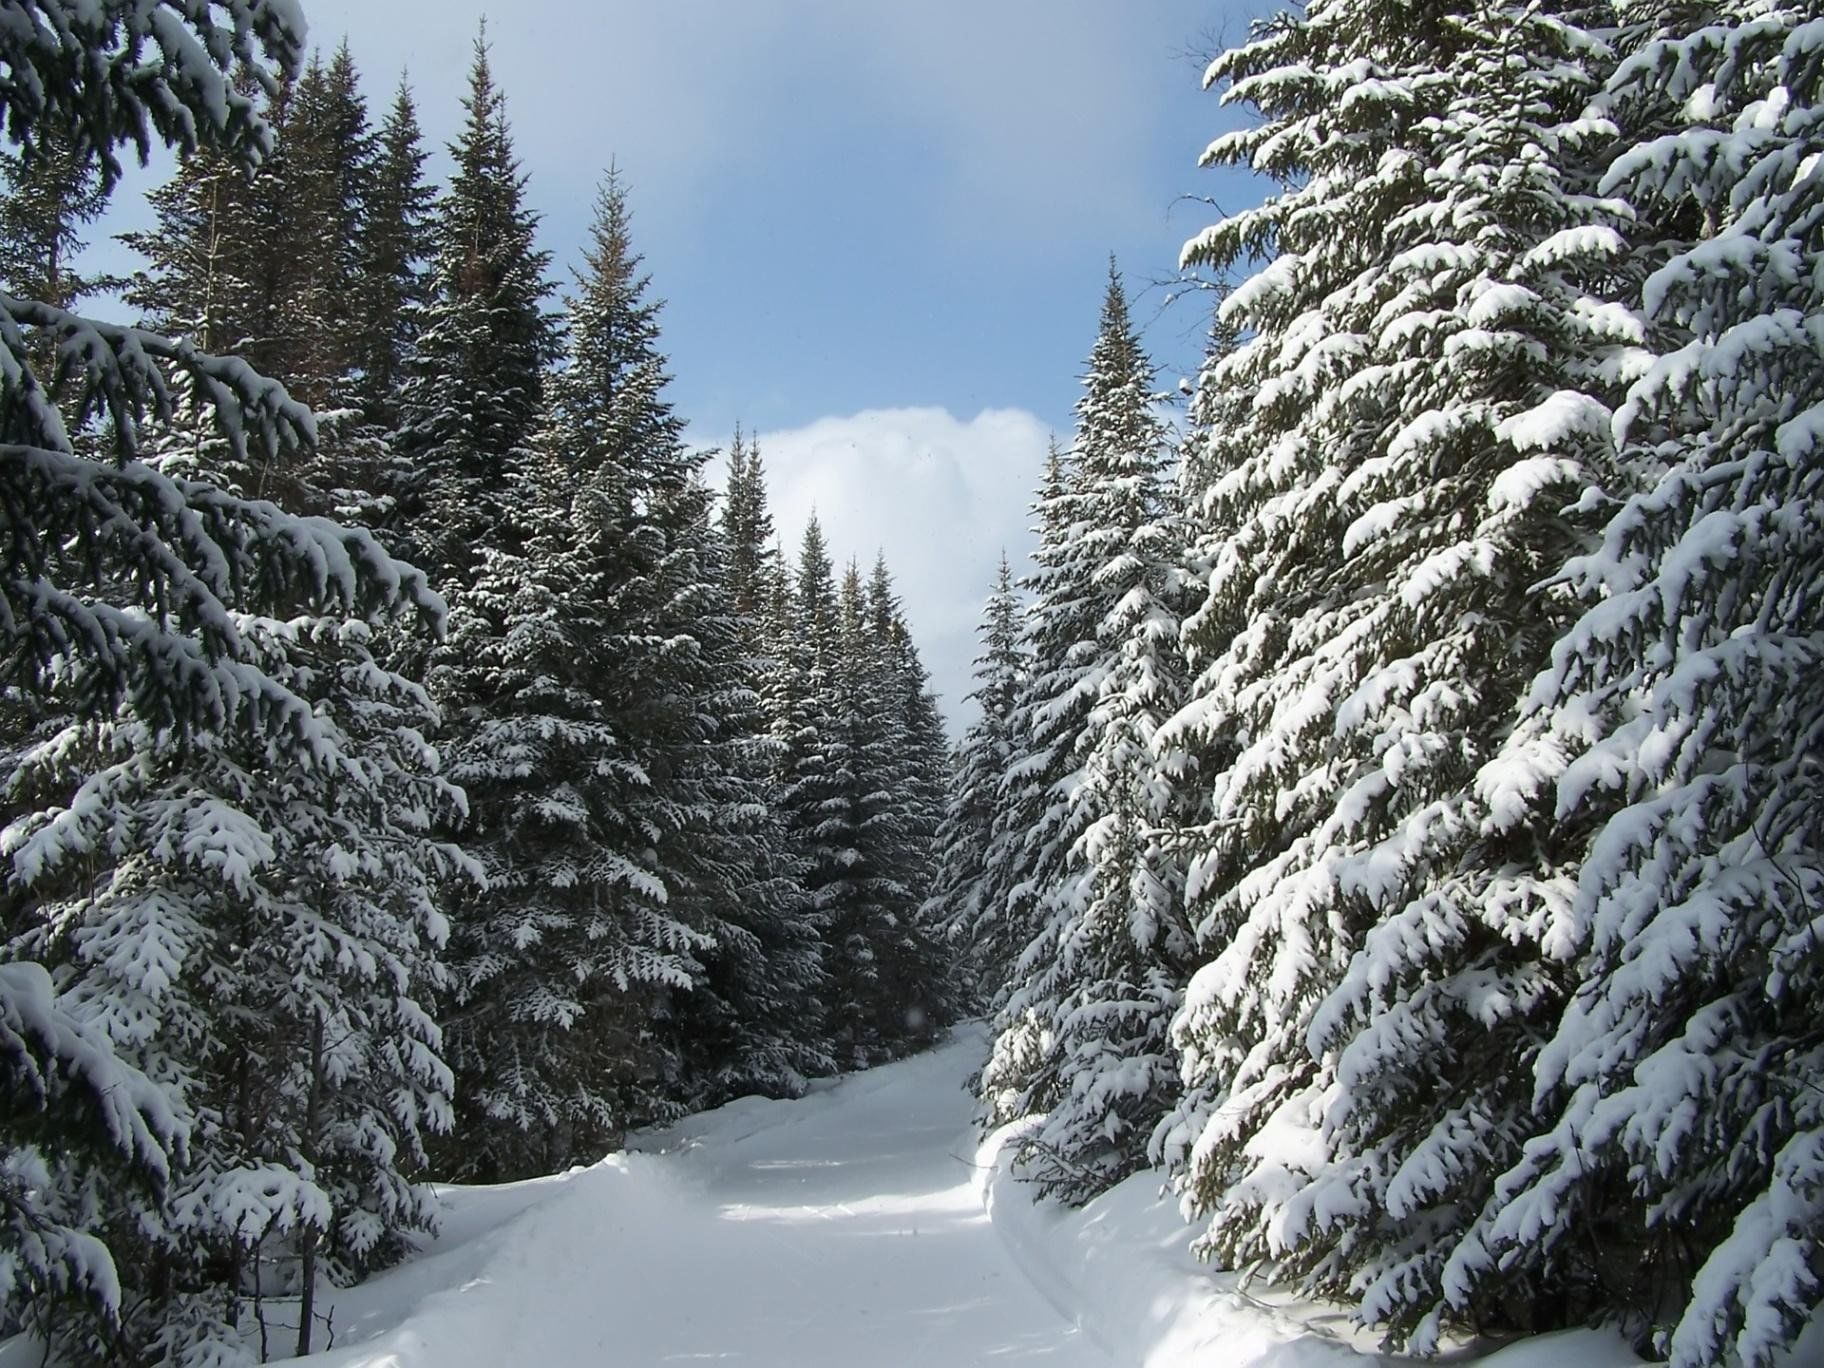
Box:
[926,554,1029,1007]
[391,32,557,587]
[0,127,111,313]
[123,51,377,516]
[814,561,906,1063]
[282,44,372,416]
[1445,11,1824,1365]
[980,268,1193,1202]
[552,172,822,1118]
[647,480,831,1108]
[121,117,274,499]
[774,521,851,1056]
[1157,0,1651,1345]
[860,558,954,1050]
[433,174,692,1174]
[0,4,446,1355]
[972,442,1075,1013]
[720,426,779,625]
[437,170,825,1161]
[432,459,701,1179]
[7,616,466,1362]
[353,77,434,436]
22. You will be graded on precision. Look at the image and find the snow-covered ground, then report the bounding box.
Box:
[24,1025,1816,1366]
[271,1026,1111,1366]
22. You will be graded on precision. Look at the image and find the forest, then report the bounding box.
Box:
[1,2,1820,1368]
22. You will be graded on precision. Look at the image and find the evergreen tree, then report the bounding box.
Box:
[980,268,1193,1202]
[223,65,310,406]
[861,557,954,1049]
[123,50,377,516]
[975,440,1082,1014]
[121,115,276,500]
[647,480,831,1109]
[0,127,111,313]
[757,537,805,786]
[0,3,446,1355]
[720,426,778,625]
[816,561,907,1063]
[432,461,702,1179]
[554,172,822,1118]
[437,169,826,1163]
[774,521,851,1056]
[353,77,434,436]
[283,44,372,415]
[0,122,115,405]
[433,174,689,1174]
[1157,0,1663,1346]
[7,616,466,1362]
[926,554,1029,1007]
[1445,11,1824,1365]
[392,32,557,587]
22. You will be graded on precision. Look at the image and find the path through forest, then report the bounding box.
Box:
[276,1029,1659,1368]
[288,1029,1112,1366]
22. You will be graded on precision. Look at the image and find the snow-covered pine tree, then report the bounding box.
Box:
[972,442,1076,1022]
[0,126,111,315]
[0,122,114,424]
[817,559,911,1064]
[11,33,464,1368]
[1156,0,1662,1344]
[305,67,435,533]
[824,562,885,1061]
[979,268,1193,1203]
[0,2,447,1356]
[925,554,1030,1008]
[720,426,779,626]
[432,175,697,1176]
[124,48,376,517]
[1439,12,1824,1365]
[707,435,827,1086]
[758,538,806,784]
[352,78,434,439]
[121,112,276,500]
[391,31,558,588]
[545,170,824,1120]
[860,557,955,1050]
[6,613,467,1363]
[431,456,694,1180]
[278,44,372,417]
[645,478,831,1110]
[773,520,849,1053]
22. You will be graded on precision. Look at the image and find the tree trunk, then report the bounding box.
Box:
[294,1008,326,1359]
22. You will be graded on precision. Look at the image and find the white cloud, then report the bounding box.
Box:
[737,406,1053,734]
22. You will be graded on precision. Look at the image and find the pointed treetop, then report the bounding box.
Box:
[799,514,829,572]
[1101,255,1131,331]
[455,25,512,175]
[868,552,900,628]
[1085,258,1145,395]
[580,162,642,295]
[721,425,778,620]
[544,165,684,491]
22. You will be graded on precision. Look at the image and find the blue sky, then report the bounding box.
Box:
[100,1,1270,724]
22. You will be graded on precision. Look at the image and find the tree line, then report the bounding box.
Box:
[0,11,955,1365]
[931,2,1823,1366]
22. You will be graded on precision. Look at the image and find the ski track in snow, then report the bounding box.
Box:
[284,1029,1113,1367]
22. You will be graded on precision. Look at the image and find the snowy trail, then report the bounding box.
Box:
[265,1029,1686,1368]
[288,1030,1112,1367]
